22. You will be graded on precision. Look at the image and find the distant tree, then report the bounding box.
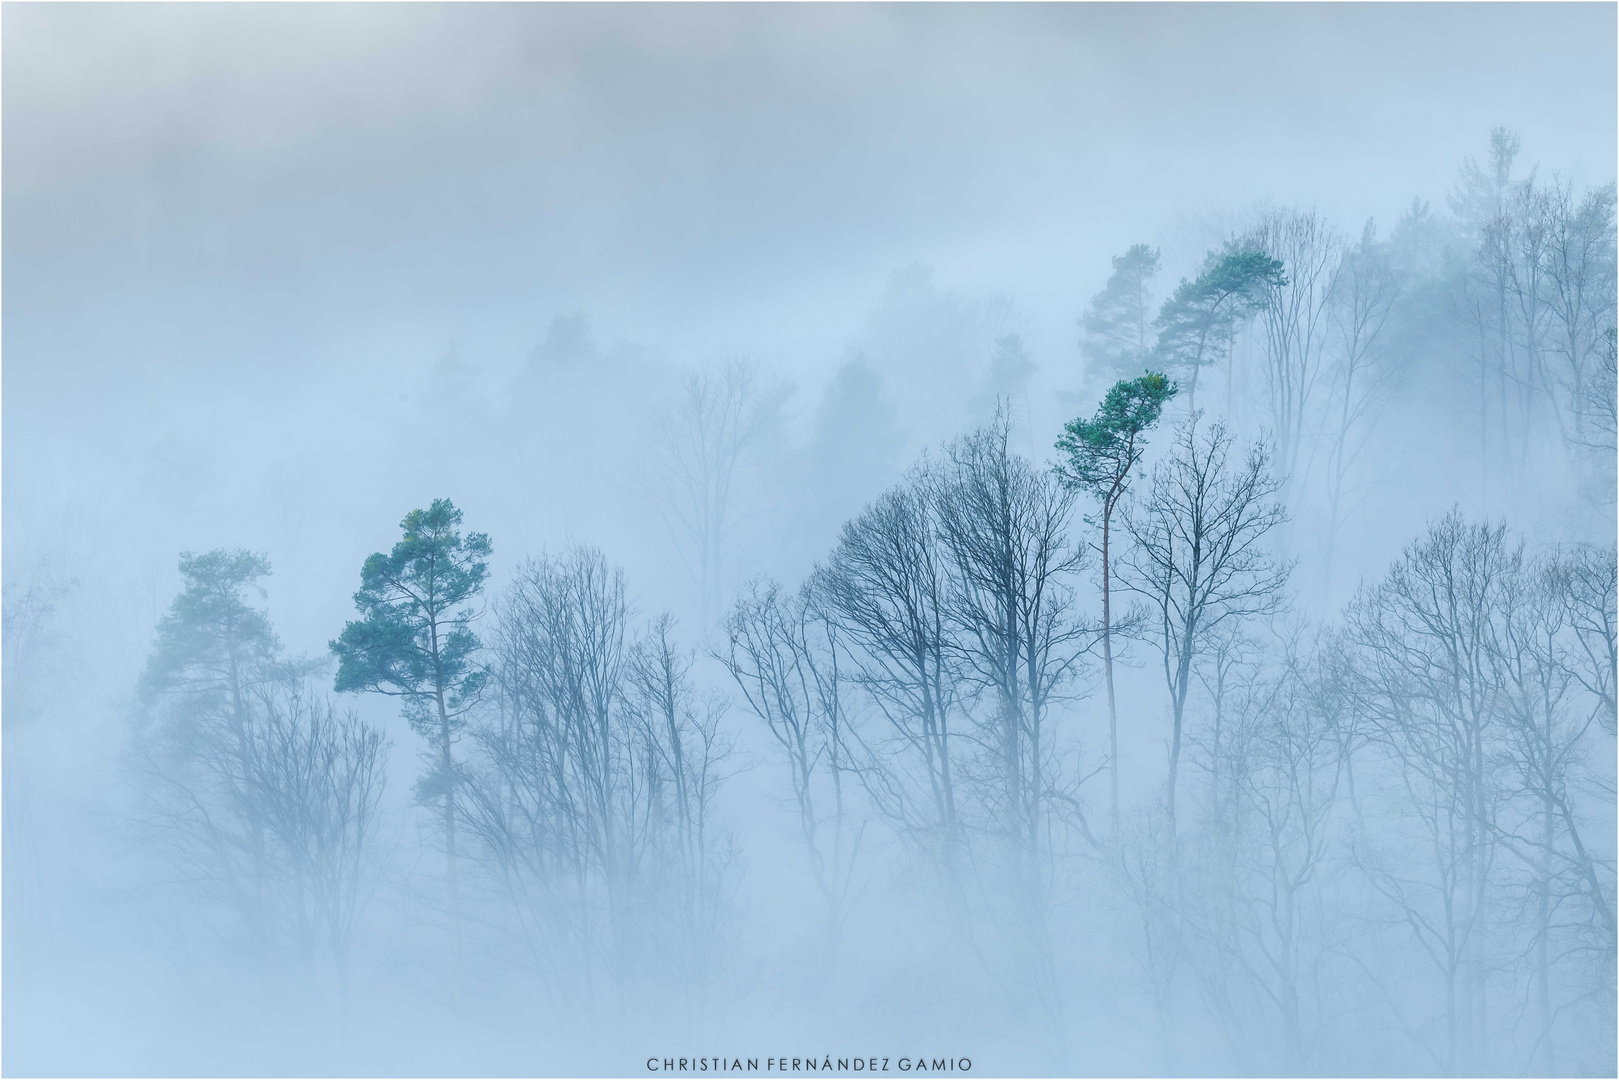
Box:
[806,354,905,526]
[1315,221,1401,598]
[1055,372,1177,837]
[1541,180,1618,462]
[651,359,780,626]
[1242,210,1344,512]
[1462,167,1618,504]
[137,550,387,991]
[2,561,77,729]
[1153,249,1286,411]
[969,334,1039,449]
[1449,130,1535,491]
[0,559,78,943]
[1114,805,1183,1072]
[141,549,283,733]
[1448,126,1527,243]
[331,498,490,976]
[1082,244,1161,396]
[138,549,286,941]
[1484,183,1555,471]
[858,264,1017,450]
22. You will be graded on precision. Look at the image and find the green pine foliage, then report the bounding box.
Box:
[1153,248,1286,390]
[332,500,490,716]
[331,498,491,802]
[1055,372,1178,497]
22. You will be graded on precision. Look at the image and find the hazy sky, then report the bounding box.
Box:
[5,3,1615,407]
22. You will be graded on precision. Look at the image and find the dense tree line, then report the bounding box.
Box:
[127,483,1612,1072]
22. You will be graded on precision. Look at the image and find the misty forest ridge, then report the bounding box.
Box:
[3,6,1615,1078]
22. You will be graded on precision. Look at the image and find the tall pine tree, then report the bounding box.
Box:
[332,498,490,978]
[1054,373,1176,837]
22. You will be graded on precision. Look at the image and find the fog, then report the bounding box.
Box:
[4,5,1616,1077]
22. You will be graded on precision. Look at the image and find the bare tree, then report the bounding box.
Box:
[1183,632,1346,1073]
[1120,415,1291,845]
[1548,544,1618,734]
[1342,511,1518,1075]
[1457,222,1516,497]
[1465,175,1615,494]
[1449,128,1528,496]
[460,630,593,1004]
[241,684,390,996]
[1536,545,1617,987]
[1573,326,1619,509]
[463,547,740,1024]
[625,613,738,1023]
[812,468,965,864]
[936,415,1099,851]
[932,413,1104,1029]
[1583,328,1619,470]
[1114,806,1184,1074]
[1492,182,1557,467]
[1535,179,1619,512]
[463,548,640,1005]
[721,579,861,944]
[1487,552,1609,1075]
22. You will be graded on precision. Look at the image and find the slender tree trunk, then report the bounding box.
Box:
[1538,791,1556,1076]
[429,617,463,988]
[1103,501,1119,840]
[1472,730,1489,1072]
[1166,651,1191,852]
[439,703,462,985]
[1445,958,1459,1078]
